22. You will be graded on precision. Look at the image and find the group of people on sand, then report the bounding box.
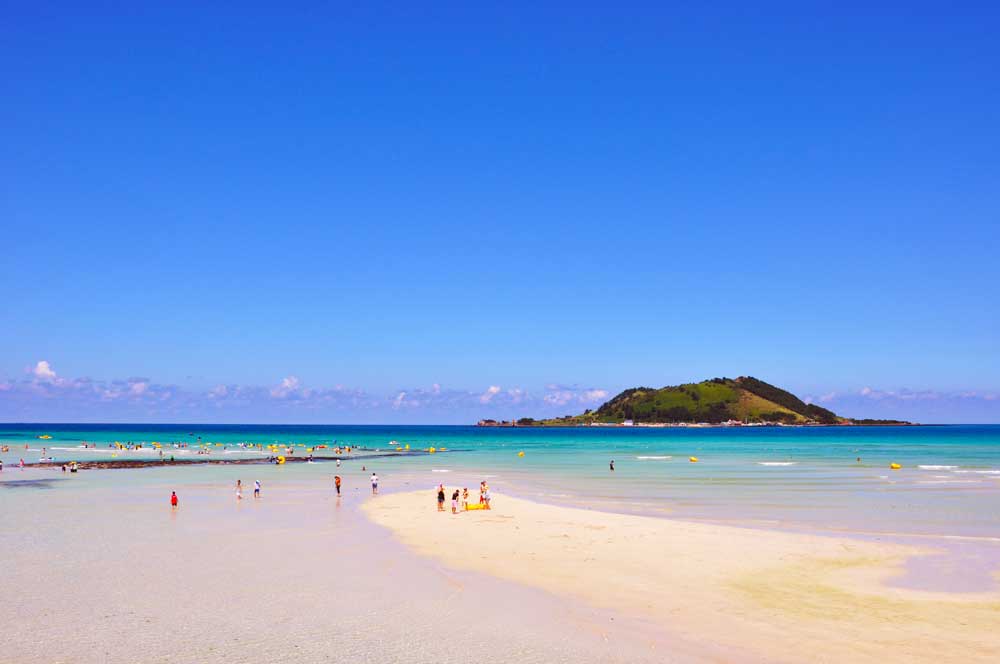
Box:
[437,481,491,513]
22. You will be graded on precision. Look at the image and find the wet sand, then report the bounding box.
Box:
[0,470,692,664]
[364,490,1000,663]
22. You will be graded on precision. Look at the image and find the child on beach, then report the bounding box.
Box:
[254,480,261,498]
[370,473,378,495]
[451,489,459,514]
[335,475,342,495]
[462,487,468,510]
[236,479,243,500]
[437,485,445,511]
[170,491,178,508]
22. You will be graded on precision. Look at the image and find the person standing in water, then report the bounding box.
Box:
[334,475,342,496]
[370,472,378,495]
[610,459,615,472]
[253,480,261,498]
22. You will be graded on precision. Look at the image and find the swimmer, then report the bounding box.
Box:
[610,459,615,472]
[336,458,341,468]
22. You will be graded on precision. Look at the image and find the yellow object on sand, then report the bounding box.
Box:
[689,456,699,462]
[517,451,525,457]
[466,503,487,511]
[277,456,286,465]
[890,463,901,470]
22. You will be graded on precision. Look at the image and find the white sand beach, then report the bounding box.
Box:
[364,490,1000,663]
[0,470,680,664]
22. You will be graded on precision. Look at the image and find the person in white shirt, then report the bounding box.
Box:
[370,473,378,495]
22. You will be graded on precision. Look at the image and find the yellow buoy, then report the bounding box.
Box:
[429,447,436,454]
[517,451,525,457]
[277,456,286,465]
[890,463,901,470]
[689,456,699,462]
[405,444,410,450]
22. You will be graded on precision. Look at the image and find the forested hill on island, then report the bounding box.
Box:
[478,377,911,427]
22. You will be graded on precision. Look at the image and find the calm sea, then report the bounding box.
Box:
[3,423,999,538]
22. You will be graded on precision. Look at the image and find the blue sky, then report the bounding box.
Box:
[2,2,998,423]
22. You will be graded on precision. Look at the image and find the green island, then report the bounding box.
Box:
[478,376,911,427]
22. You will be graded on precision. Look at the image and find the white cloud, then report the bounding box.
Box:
[543,385,609,407]
[32,360,57,381]
[208,385,229,399]
[479,385,502,403]
[270,376,301,399]
[581,389,609,403]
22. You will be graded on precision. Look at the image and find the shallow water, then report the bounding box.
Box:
[5,424,998,539]
[0,468,718,664]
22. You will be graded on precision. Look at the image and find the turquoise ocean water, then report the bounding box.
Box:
[3,423,999,540]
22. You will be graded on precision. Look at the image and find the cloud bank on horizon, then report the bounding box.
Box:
[1,361,997,424]
[0,361,611,424]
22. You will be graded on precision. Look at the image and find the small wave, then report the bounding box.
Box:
[916,479,983,485]
[918,465,958,470]
[757,462,797,466]
[636,455,671,460]
[431,469,451,473]
[953,470,1000,475]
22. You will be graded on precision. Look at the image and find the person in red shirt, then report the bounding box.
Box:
[170,491,178,508]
